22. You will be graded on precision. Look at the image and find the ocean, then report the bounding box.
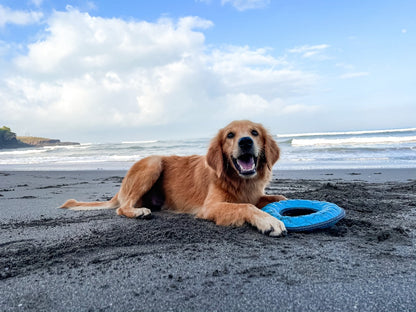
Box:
[1,128,415,171]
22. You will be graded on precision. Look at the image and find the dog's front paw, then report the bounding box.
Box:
[255,214,287,237]
[117,207,152,219]
[133,208,152,219]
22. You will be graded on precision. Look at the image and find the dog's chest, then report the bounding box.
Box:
[230,182,263,204]
[235,192,261,205]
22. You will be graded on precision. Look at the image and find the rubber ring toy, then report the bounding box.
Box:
[262,199,346,232]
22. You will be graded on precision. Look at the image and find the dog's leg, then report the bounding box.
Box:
[116,156,163,219]
[60,193,120,210]
[256,195,287,209]
[197,202,287,237]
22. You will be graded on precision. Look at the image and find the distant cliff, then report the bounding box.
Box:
[0,127,27,148]
[16,136,80,147]
[0,126,79,149]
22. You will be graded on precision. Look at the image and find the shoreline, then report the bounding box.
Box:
[276,167,416,182]
[1,169,415,311]
[1,167,415,182]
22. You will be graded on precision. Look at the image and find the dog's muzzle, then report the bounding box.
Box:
[232,137,258,177]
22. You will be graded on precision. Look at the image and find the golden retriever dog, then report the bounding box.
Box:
[61,120,287,236]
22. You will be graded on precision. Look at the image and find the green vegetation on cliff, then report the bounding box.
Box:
[17,136,61,146]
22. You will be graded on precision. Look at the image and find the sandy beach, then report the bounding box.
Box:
[1,169,415,311]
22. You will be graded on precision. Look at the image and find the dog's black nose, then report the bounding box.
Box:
[239,137,253,151]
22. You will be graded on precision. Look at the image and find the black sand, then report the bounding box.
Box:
[1,169,415,311]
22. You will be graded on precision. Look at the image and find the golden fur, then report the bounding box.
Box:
[61,120,287,236]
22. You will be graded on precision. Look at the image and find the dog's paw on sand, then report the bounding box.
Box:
[116,207,152,219]
[255,214,287,237]
[135,208,152,219]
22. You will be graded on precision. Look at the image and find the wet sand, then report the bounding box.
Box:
[1,169,415,311]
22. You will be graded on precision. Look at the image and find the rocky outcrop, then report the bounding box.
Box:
[0,127,29,148]
[17,136,80,147]
[0,126,79,149]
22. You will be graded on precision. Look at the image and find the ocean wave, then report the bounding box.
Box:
[277,127,416,138]
[0,148,46,156]
[43,145,91,151]
[107,155,142,161]
[0,153,144,165]
[1,132,415,170]
[292,136,416,147]
[121,140,159,144]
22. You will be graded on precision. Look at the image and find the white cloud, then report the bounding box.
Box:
[336,64,369,79]
[339,72,369,79]
[221,0,270,11]
[289,44,330,59]
[177,16,214,30]
[30,0,44,7]
[0,8,319,140]
[0,5,43,27]
[14,10,211,76]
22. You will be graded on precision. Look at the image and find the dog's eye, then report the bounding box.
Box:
[251,129,259,136]
[227,132,235,139]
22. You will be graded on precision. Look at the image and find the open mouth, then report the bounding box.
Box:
[232,154,257,176]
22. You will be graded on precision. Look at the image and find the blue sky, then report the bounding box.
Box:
[0,0,415,142]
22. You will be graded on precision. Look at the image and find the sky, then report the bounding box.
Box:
[0,0,415,142]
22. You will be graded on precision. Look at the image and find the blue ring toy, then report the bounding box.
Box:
[262,200,345,232]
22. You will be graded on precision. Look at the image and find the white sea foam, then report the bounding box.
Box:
[107,155,142,161]
[0,148,46,156]
[292,136,416,147]
[277,127,416,138]
[43,144,90,150]
[121,140,158,144]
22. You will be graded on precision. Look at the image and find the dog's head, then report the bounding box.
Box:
[207,120,280,179]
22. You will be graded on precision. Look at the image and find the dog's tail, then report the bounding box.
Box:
[60,193,120,211]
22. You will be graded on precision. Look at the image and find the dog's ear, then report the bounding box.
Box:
[263,127,280,170]
[206,130,224,178]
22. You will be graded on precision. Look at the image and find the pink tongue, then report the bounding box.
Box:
[238,157,254,171]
